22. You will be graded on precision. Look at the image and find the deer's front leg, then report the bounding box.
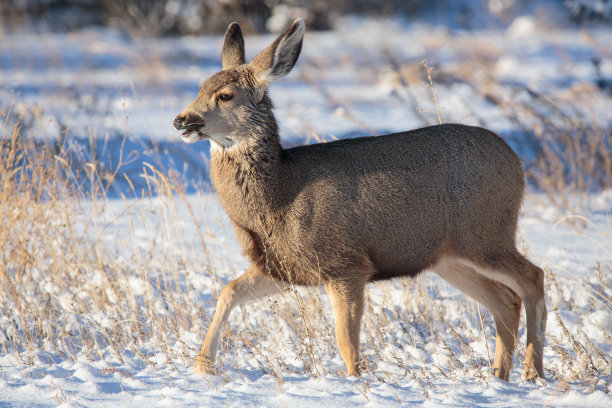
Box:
[326,279,367,376]
[195,264,285,373]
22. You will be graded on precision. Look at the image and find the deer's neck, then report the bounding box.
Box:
[209,125,283,231]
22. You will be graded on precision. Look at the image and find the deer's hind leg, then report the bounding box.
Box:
[433,257,522,381]
[475,253,547,379]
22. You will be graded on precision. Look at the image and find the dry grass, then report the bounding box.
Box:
[0,108,208,369]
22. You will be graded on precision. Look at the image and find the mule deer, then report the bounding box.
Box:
[174,18,546,381]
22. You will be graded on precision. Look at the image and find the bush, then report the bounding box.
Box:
[565,0,612,23]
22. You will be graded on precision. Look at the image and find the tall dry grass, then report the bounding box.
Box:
[0,106,211,369]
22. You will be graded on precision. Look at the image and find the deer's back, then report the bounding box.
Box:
[267,124,524,283]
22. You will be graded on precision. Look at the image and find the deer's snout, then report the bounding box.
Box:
[174,112,205,130]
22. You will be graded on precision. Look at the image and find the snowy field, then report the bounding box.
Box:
[1,8,611,408]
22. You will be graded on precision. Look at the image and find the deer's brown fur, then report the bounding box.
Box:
[174,18,546,381]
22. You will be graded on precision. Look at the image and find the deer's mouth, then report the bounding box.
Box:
[179,124,209,144]
[181,130,207,144]
[180,124,204,137]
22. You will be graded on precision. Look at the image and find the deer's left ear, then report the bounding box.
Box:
[250,18,305,86]
[222,22,246,70]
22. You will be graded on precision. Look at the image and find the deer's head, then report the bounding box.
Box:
[174,18,305,149]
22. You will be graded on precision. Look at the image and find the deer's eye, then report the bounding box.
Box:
[217,93,233,102]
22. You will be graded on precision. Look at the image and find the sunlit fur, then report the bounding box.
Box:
[175,18,546,381]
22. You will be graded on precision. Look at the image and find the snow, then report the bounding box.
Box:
[506,16,537,39]
[1,195,610,407]
[1,4,611,407]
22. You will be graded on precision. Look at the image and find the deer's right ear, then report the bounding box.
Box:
[222,22,245,70]
[250,18,305,86]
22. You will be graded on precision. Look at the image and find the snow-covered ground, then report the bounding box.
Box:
[0,192,610,407]
[1,7,611,408]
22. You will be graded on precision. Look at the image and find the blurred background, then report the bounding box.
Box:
[1,0,611,36]
[1,0,610,199]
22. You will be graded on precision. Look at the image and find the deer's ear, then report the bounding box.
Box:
[222,22,245,70]
[250,18,304,85]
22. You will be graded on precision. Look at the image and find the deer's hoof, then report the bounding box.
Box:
[194,355,215,374]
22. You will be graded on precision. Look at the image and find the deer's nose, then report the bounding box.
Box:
[174,114,186,130]
[174,113,205,130]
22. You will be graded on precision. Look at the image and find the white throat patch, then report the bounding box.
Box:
[209,133,236,151]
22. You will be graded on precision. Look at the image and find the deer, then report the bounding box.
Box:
[173,18,547,382]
